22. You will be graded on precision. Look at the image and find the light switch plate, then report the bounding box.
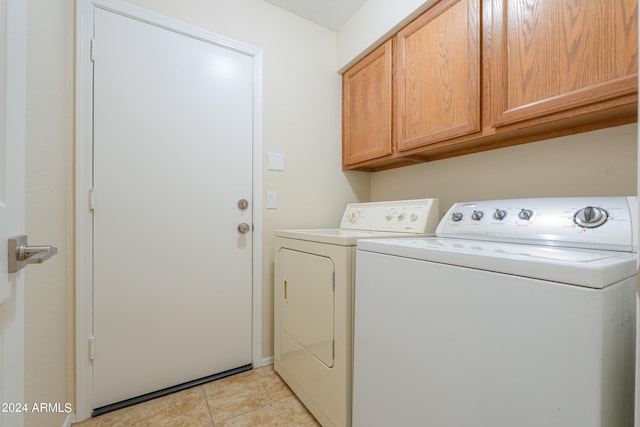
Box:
[268,152,285,171]
[267,191,277,209]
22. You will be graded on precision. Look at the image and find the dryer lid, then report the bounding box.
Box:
[276,228,434,246]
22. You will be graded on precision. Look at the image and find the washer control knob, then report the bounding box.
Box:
[574,206,608,228]
[348,210,360,223]
[451,212,463,222]
[518,209,534,221]
[397,213,406,222]
[493,209,507,220]
[471,210,484,221]
[410,213,419,222]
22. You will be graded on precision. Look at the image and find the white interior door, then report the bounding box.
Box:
[92,6,254,409]
[0,0,26,426]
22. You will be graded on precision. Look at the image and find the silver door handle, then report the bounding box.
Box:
[237,223,251,234]
[8,235,58,273]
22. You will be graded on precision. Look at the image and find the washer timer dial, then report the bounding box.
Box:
[574,206,608,228]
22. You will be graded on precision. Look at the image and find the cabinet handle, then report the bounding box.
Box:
[283,279,287,302]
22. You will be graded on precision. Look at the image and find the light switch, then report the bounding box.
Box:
[268,152,285,171]
[267,191,277,209]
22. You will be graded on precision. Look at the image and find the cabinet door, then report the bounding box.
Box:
[342,40,393,167]
[491,0,638,127]
[396,0,481,152]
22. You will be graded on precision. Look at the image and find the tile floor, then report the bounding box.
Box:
[72,366,320,426]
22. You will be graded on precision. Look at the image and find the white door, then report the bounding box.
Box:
[0,0,26,426]
[91,7,254,409]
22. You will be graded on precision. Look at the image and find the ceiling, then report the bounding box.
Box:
[263,0,368,31]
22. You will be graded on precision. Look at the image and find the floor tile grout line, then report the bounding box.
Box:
[203,376,298,425]
[210,394,302,425]
[206,393,292,424]
[200,385,216,426]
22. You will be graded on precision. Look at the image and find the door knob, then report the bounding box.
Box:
[237,199,249,210]
[237,223,251,234]
[8,235,58,273]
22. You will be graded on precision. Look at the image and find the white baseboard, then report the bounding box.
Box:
[62,413,76,427]
[261,356,274,367]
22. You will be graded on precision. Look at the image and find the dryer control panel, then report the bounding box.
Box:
[437,196,637,252]
[340,199,439,234]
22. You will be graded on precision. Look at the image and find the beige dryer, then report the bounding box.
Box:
[274,199,439,427]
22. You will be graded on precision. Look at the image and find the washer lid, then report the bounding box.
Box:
[276,228,434,246]
[356,237,637,289]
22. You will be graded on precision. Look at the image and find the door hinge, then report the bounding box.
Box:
[89,188,95,211]
[89,336,96,361]
[90,38,96,62]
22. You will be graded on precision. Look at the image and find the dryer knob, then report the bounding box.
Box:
[574,206,608,228]
[451,212,463,222]
[385,209,396,221]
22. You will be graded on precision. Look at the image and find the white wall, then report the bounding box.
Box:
[371,124,638,214]
[337,0,436,71]
[24,0,74,426]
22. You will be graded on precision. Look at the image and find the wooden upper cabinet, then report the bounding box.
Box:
[341,0,637,171]
[342,40,393,167]
[396,0,481,152]
[491,0,638,126]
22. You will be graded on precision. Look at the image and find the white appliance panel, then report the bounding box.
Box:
[353,251,635,427]
[340,198,439,233]
[276,198,440,246]
[357,237,637,288]
[281,248,335,367]
[437,196,636,251]
[275,239,354,427]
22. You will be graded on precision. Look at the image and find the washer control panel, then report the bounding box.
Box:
[437,197,637,251]
[340,198,439,234]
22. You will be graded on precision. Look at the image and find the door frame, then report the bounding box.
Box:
[75,0,264,421]
[1,0,26,426]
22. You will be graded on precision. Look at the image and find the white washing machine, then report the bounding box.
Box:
[353,197,637,427]
[274,198,440,427]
